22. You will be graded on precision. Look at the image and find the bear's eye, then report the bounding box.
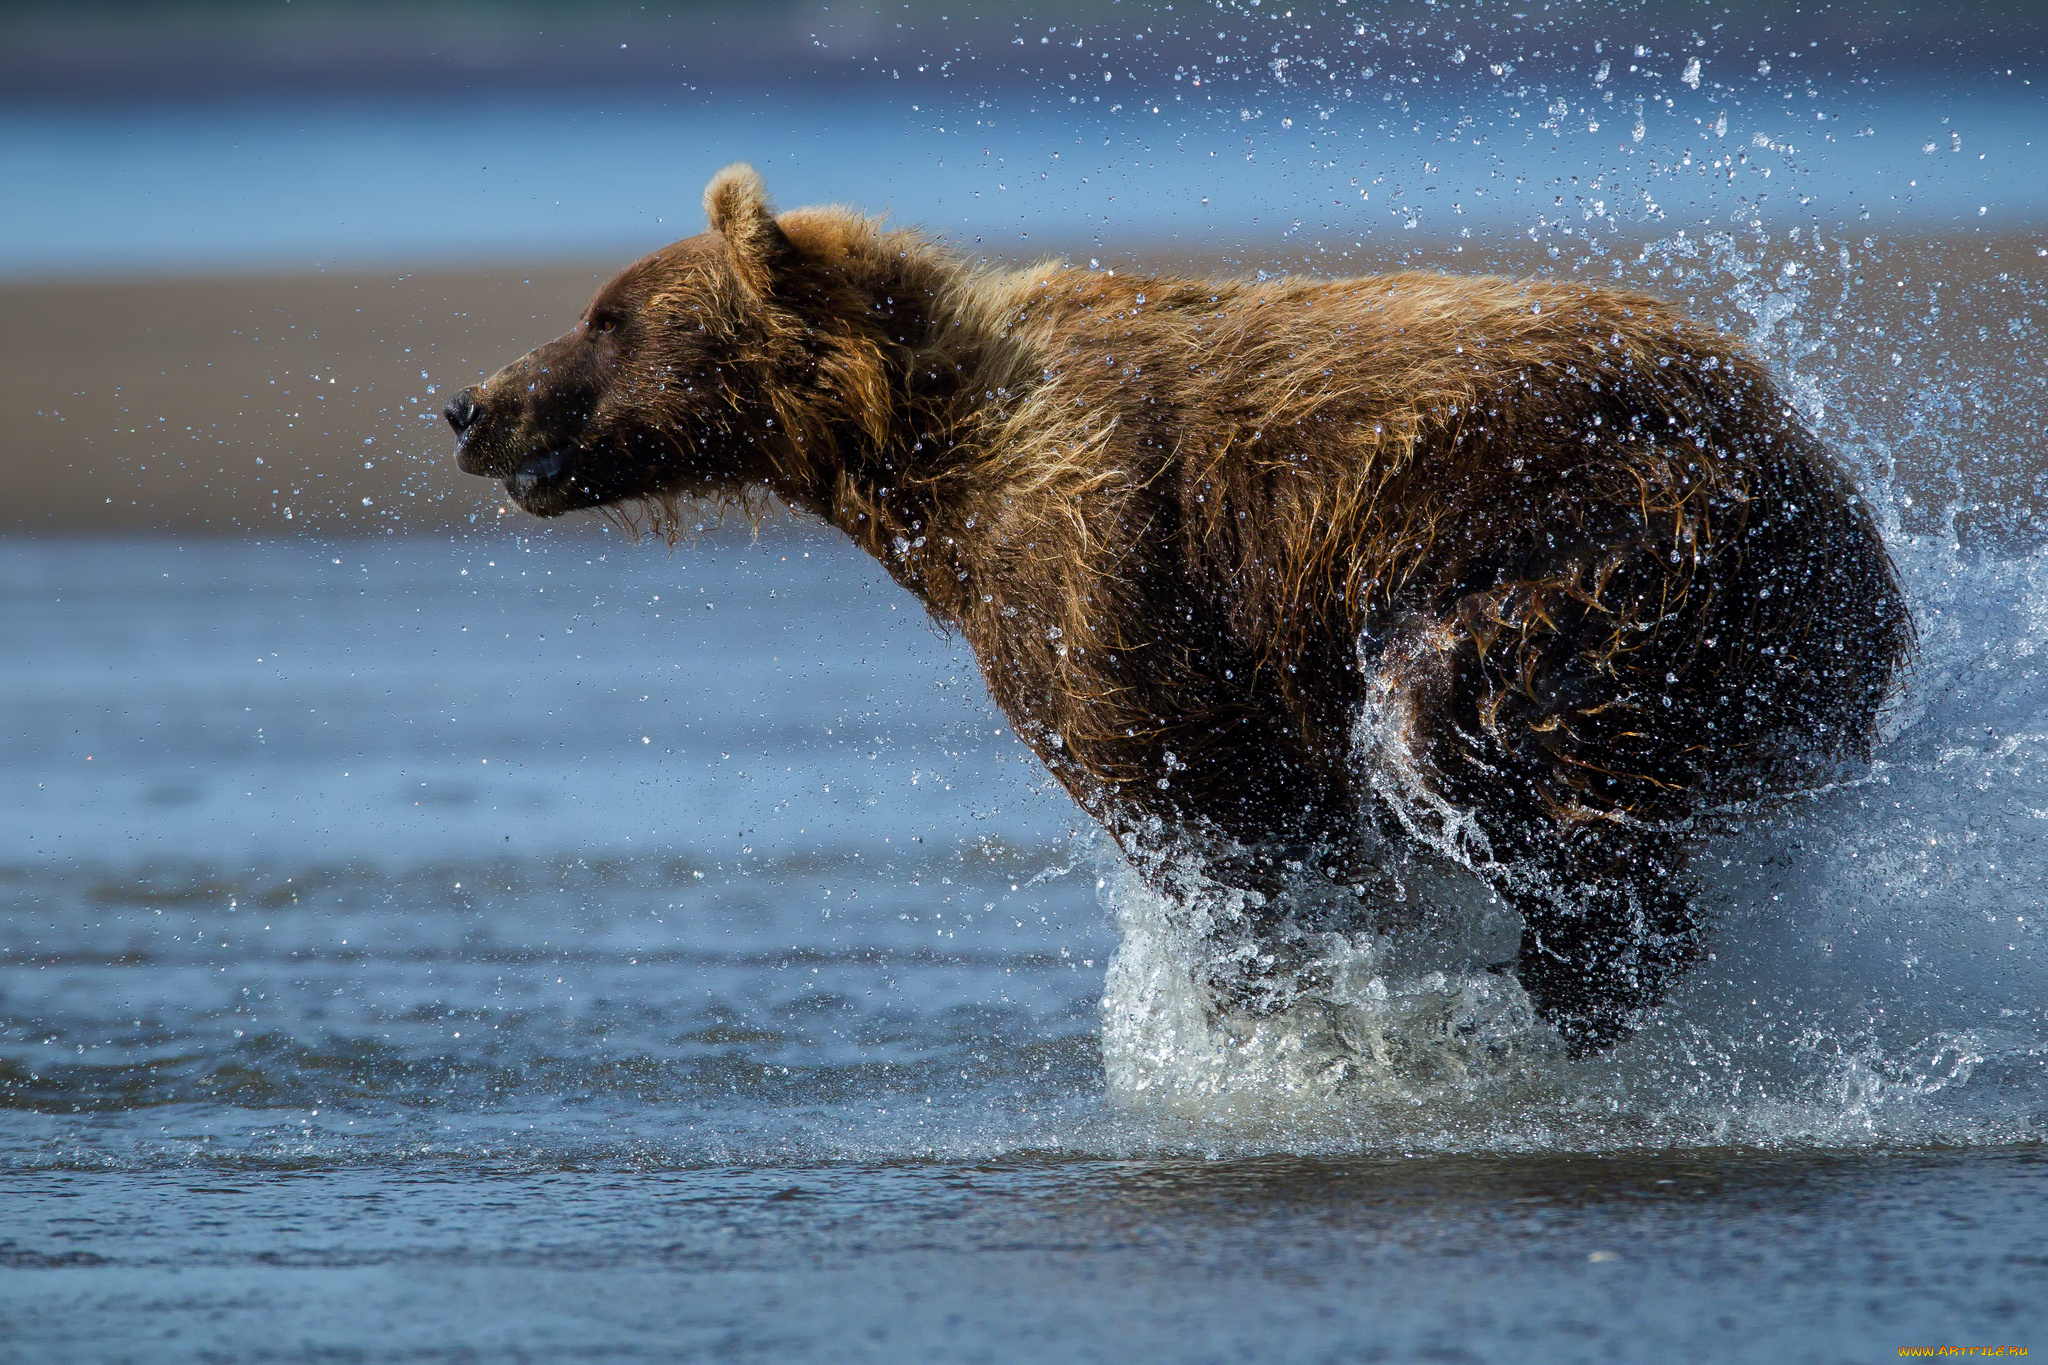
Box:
[590,314,619,335]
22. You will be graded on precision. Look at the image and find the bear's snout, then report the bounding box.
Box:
[443,389,482,438]
[446,387,500,476]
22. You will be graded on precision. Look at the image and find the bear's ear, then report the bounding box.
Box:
[704,163,800,299]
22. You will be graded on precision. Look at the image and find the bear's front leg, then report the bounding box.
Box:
[1502,832,1706,1053]
[1097,747,1392,1019]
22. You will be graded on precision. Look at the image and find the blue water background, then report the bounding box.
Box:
[3,80,2042,279]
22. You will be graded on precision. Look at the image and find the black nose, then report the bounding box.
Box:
[443,389,481,436]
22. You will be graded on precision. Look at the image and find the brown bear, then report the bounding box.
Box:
[446,164,1912,1051]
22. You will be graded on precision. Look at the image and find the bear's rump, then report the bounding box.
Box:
[1357,432,1904,854]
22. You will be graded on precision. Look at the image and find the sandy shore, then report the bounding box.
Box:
[3,234,2041,540]
[1,264,616,536]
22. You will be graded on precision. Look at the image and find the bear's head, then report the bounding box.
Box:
[445,164,904,522]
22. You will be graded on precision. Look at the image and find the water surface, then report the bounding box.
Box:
[2,532,2044,1360]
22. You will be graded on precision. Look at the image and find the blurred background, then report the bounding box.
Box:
[3,0,2044,536]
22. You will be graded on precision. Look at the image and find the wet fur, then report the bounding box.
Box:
[451,165,1913,1050]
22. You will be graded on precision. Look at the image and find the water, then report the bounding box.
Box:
[2,524,2045,1359]
[1,534,1104,1161]
[2,1152,2040,1362]
[3,81,2041,279]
